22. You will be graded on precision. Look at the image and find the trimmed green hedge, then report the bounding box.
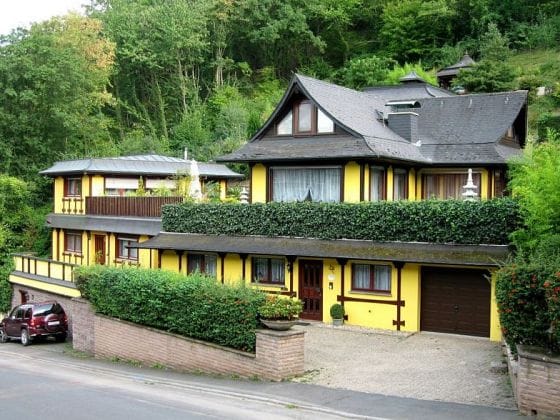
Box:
[75,266,265,352]
[496,263,554,352]
[162,199,520,245]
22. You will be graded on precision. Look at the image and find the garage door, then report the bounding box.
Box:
[421,268,490,337]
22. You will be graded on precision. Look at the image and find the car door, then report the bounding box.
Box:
[5,307,23,337]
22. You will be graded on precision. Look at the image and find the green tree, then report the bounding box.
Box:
[380,0,456,63]
[336,55,396,89]
[453,60,517,93]
[0,14,117,181]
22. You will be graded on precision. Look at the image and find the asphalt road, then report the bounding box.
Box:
[0,340,521,420]
[0,342,343,420]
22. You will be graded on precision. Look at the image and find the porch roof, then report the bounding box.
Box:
[135,232,509,267]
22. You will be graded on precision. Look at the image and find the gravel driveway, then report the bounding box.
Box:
[293,323,515,409]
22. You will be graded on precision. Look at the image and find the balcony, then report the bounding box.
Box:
[78,196,184,218]
[12,254,77,283]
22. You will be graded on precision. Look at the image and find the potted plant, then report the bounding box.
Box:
[330,303,345,326]
[258,295,303,330]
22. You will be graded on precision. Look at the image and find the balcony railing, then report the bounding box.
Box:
[61,197,85,214]
[85,196,184,217]
[12,254,77,283]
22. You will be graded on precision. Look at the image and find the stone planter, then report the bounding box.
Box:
[514,344,560,417]
[332,318,344,326]
[260,319,298,331]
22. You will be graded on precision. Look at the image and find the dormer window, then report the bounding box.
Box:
[276,101,334,136]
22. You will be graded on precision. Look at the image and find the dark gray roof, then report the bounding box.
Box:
[40,154,243,179]
[47,214,162,236]
[437,54,476,77]
[135,232,509,267]
[217,74,527,166]
[399,71,428,84]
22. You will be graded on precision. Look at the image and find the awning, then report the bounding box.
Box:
[134,232,509,267]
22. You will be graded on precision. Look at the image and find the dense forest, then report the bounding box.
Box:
[0,0,559,297]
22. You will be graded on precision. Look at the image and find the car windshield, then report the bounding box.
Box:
[33,304,63,317]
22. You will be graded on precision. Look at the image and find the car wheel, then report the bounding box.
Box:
[55,333,67,343]
[20,329,31,346]
[0,328,8,343]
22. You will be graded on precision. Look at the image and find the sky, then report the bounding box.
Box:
[0,0,86,35]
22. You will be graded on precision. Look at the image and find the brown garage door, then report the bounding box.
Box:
[421,268,491,337]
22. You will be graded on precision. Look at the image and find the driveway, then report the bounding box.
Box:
[293,323,515,409]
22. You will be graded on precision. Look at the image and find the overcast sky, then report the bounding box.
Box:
[0,0,86,35]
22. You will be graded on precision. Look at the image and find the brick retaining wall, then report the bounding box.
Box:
[72,299,305,381]
[515,345,560,417]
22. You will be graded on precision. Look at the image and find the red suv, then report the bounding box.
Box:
[0,301,68,346]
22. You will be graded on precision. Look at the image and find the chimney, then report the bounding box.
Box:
[387,112,418,142]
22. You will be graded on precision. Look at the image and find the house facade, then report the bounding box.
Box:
[10,74,526,341]
[9,154,242,304]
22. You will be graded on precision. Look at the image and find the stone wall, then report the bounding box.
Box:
[72,299,305,381]
[515,345,560,417]
[11,285,76,338]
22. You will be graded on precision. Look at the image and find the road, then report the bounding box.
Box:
[0,341,345,420]
[0,340,520,420]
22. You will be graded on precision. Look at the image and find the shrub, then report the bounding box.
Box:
[495,262,557,352]
[75,266,266,352]
[258,295,302,320]
[162,199,519,245]
[330,303,345,319]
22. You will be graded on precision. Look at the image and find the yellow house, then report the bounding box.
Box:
[136,73,526,341]
[10,74,527,341]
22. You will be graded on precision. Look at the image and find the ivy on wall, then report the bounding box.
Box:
[162,199,520,245]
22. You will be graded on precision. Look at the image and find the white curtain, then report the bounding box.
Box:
[270,259,285,283]
[352,264,391,291]
[272,167,340,202]
[370,167,385,201]
[204,254,217,277]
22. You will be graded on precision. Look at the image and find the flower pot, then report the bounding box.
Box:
[332,318,343,326]
[261,319,298,331]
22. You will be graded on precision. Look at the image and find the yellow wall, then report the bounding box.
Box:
[400,264,421,332]
[363,165,370,201]
[9,274,81,298]
[220,180,227,200]
[343,162,361,202]
[251,164,267,203]
[490,271,501,341]
[408,169,417,201]
[54,177,64,213]
[386,166,394,201]
[91,175,104,196]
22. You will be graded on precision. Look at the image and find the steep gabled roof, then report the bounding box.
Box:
[218,74,527,166]
[40,154,243,178]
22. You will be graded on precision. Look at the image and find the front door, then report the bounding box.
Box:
[94,235,106,265]
[299,260,323,321]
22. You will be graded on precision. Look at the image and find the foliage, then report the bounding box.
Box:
[495,262,557,352]
[336,55,396,89]
[330,303,345,319]
[258,295,303,320]
[74,265,266,352]
[453,60,517,93]
[0,14,117,181]
[508,130,560,252]
[384,63,437,86]
[162,199,519,245]
[380,0,456,64]
[497,129,560,352]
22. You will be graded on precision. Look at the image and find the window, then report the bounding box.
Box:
[296,101,313,133]
[117,237,138,261]
[352,264,391,293]
[271,167,341,202]
[65,231,82,254]
[370,166,386,201]
[64,177,81,197]
[252,257,285,284]
[187,254,217,277]
[393,169,407,201]
[317,109,334,133]
[423,172,481,200]
[494,169,506,198]
[277,111,293,135]
[275,102,334,136]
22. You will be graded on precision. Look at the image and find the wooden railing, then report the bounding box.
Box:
[12,254,77,283]
[61,197,85,214]
[85,196,183,217]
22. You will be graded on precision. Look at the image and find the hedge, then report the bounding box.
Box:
[75,266,266,352]
[162,199,520,245]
